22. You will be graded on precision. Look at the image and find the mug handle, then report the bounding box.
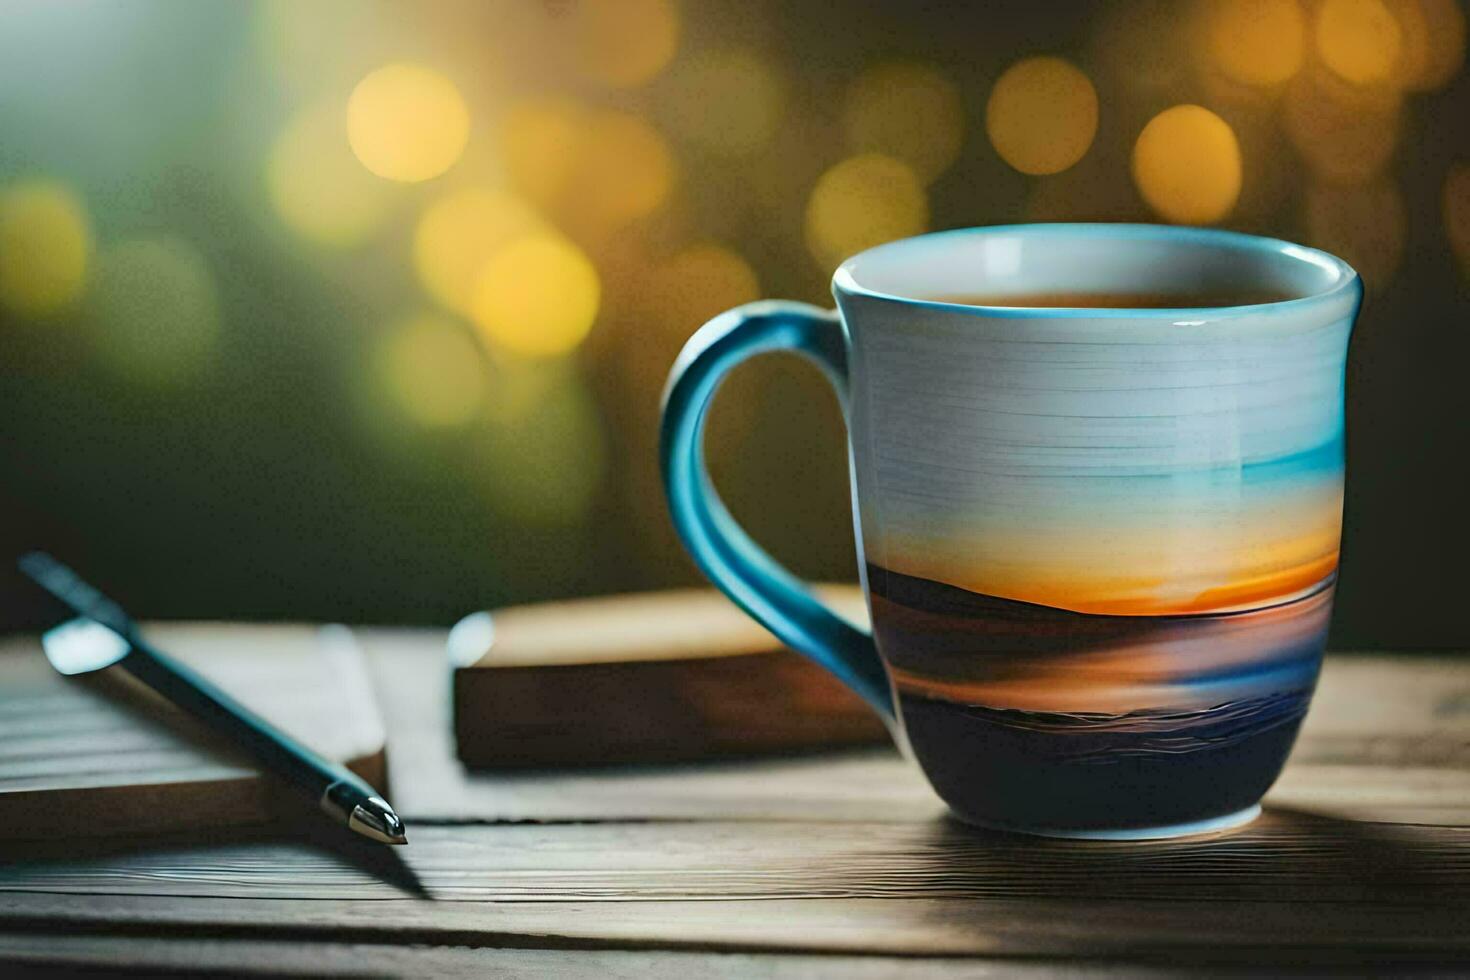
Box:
[660,300,894,722]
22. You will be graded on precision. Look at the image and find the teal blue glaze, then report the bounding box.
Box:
[659,300,895,721]
[1241,434,1346,482]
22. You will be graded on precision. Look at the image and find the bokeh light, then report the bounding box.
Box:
[664,49,785,156]
[1205,0,1307,87]
[499,104,675,235]
[570,0,679,89]
[89,237,220,385]
[805,153,928,272]
[375,313,487,428]
[1283,72,1400,184]
[498,97,587,210]
[347,63,470,183]
[414,188,544,315]
[1132,104,1242,224]
[4,0,1466,635]
[985,57,1098,176]
[561,110,675,235]
[644,244,761,340]
[0,179,92,317]
[1369,0,1469,91]
[1306,180,1406,288]
[1315,0,1404,86]
[1444,163,1470,277]
[844,61,964,184]
[476,362,606,525]
[268,100,394,247]
[471,233,600,357]
[1409,0,1467,90]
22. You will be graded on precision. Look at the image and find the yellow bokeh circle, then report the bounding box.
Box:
[0,179,93,317]
[348,63,470,182]
[471,234,600,357]
[414,188,544,314]
[499,103,673,233]
[1206,0,1307,86]
[1315,0,1403,85]
[1132,105,1242,224]
[986,57,1099,176]
[844,61,965,184]
[269,101,394,247]
[805,153,928,272]
[570,0,679,88]
[376,313,487,428]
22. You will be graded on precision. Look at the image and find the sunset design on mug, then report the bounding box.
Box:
[846,276,1354,720]
[836,255,1356,831]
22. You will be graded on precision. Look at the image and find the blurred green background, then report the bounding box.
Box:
[1,0,1466,647]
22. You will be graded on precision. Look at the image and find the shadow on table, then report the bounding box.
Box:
[900,804,1468,969]
[913,804,1465,903]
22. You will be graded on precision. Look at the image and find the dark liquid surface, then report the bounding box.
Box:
[930,290,1298,309]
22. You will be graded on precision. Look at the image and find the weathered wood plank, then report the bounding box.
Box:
[1,892,1466,960]
[0,933,1459,978]
[2,813,1466,904]
[0,812,1465,957]
[1,632,1464,967]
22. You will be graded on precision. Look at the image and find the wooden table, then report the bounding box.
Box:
[1,629,1467,976]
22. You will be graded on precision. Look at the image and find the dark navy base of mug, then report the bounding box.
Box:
[899,692,1305,839]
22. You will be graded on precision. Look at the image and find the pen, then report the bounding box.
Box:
[18,552,407,845]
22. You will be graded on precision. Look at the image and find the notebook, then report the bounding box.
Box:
[0,623,387,840]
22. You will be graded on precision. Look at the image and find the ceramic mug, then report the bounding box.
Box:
[660,224,1360,839]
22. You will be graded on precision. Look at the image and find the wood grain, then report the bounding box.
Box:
[0,624,385,839]
[1,892,1466,961]
[3,812,1466,904]
[0,934,1458,978]
[1,625,1466,972]
[452,586,886,766]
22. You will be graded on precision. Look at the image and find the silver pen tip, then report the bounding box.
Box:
[348,796,407,845]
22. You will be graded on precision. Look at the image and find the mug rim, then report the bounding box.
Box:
[831,223,1361,321]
